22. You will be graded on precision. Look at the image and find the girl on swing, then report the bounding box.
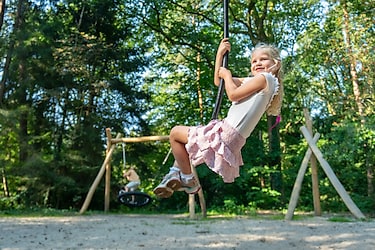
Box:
[154,38,283,198]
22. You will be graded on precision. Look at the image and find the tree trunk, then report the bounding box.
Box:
[196,51,204,123]
[18,63,28,161]
[2,167,9,197]
[0,0,5,29]
[191,10,204,123]
[0,0,12,106]
[341,0,373,199]
[267,115,283,197]
[341,1,365,125]
[0,42,13,106]
[13,0,28,161]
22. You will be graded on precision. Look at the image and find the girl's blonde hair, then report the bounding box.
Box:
[251,43,284,116]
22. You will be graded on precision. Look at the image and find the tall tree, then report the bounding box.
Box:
[0,0,5,29]
[338,0,374,200]
[290,0,374,210]
[0,0,153,209]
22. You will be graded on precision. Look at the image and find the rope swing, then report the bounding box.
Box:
[211,0,229,120]
[121,142,126,170]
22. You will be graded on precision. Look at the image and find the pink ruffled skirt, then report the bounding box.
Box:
[185,119,246,183]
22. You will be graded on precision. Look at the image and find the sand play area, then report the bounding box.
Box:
[1,213,374,249]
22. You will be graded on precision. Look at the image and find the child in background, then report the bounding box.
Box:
[122,167,140,192]
[154,38,283,198]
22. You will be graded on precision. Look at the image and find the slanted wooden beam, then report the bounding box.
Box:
[80,132,121,214]
[300,126,365,219]
[285,133,320,220]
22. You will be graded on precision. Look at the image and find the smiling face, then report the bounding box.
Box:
[250,48,278,76]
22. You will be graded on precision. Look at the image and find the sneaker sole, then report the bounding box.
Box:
[183,185,201,195]
[153,186,174,198]
[166,179,182,191]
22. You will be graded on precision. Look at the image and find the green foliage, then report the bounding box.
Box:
[0,196,24,210]
[0,0,374,217]
[1,0,152,210]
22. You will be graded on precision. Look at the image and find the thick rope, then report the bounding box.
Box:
[211,0,229,120]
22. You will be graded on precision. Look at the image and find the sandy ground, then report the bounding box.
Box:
[0,214,374,250]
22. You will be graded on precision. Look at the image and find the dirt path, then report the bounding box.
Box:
[1,214,374,249]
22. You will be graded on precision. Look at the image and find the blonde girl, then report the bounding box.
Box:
[154,38,283,198]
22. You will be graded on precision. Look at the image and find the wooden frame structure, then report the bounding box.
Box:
[79,128,206,218]
[285,126,365,220]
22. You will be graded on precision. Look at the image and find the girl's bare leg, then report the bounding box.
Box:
[169,125,191,175]
[153,125,200,198]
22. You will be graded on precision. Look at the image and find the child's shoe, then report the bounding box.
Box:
[153,171,182,198]
[181,176,201,194]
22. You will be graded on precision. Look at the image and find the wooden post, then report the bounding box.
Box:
[190,163,206,218]
[79,132,121,214]
[189,194,196,219]
[303,108,321,216]
[80,131,208,217]
[285,133,320,220]
[104,128,113,212]
[197,189,207,218]
[301,126,365,219]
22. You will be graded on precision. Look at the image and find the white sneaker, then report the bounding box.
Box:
[181,176,201,194]
[153,171,182,198]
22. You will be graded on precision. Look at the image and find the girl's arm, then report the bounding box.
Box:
[214,38,230,86]
[219,68,266,102]
[214,39,245,88]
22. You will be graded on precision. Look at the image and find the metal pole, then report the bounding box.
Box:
[212,0,229,120]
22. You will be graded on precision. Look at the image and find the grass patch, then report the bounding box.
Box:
[328,216,355,222]
[1,208,367,223]
[0,208,79,217]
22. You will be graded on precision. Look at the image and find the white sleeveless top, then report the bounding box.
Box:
[224,72,279,138]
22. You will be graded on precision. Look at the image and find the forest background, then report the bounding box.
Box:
[0,0,374,216]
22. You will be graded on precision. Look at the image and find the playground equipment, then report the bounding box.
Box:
[117,188,152,208]
[285,109,365,220]
[79,128,206,218]
[116,143,152,208]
